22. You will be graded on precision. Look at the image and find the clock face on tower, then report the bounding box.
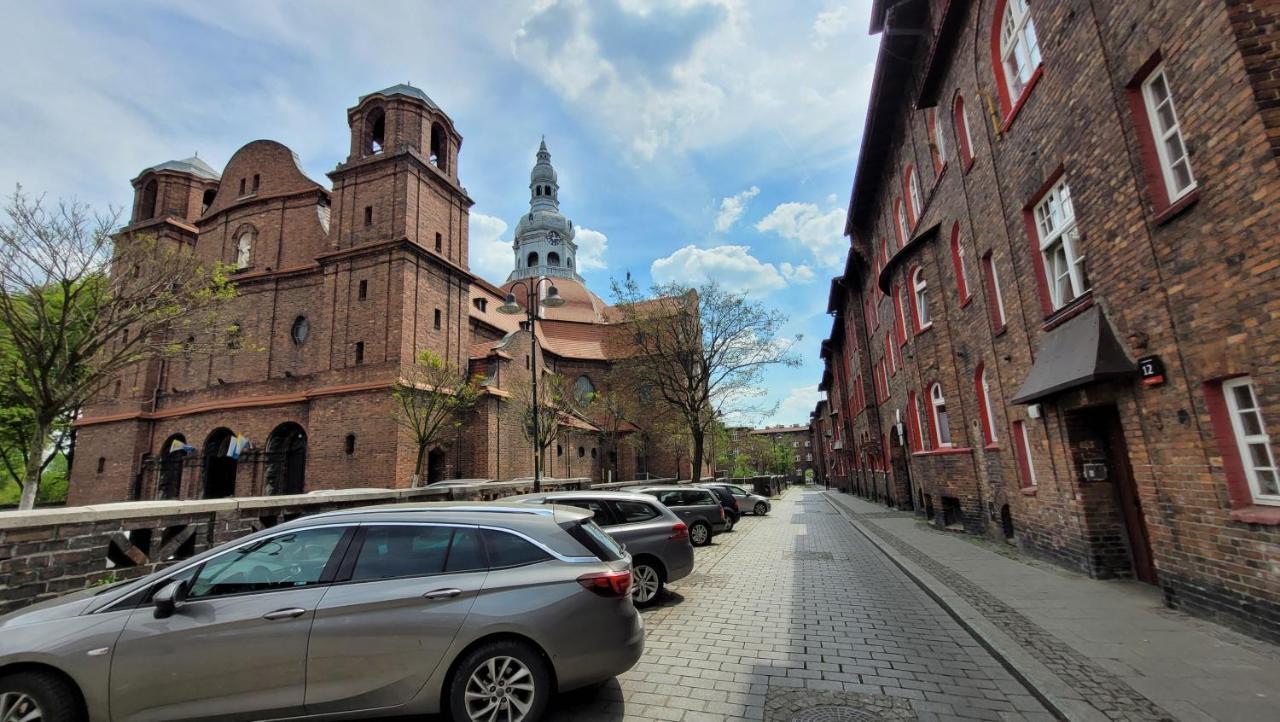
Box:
[547,230,561,245]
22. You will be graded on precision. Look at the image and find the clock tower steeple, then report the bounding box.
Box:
[507,137,581,284]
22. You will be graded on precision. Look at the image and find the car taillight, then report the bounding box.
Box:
[577,570,632,598]
[730,497,740,511]
[669,523,689,541]
[719,506,726,520]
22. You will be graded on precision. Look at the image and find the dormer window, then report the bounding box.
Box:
[473,298,488,313]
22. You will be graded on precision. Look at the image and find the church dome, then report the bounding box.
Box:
[514,209,574,240]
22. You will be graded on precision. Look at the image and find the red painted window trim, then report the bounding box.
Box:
[926,382,943,449]
[891,283,907,346]
[975,363,997,447]
[1022,166,1066,318]
[909,265,930,334]
[884,333,895,377]
[1203,376,1280,525]
[949,222,971,304]
[893,198,906,249]
[953,94,974,168]
[1125,50,1201,225]
[990,0,1044,130]
[980,251,1006,332]
[1011,420,1036,489]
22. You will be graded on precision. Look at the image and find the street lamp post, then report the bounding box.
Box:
[497,277,565,493]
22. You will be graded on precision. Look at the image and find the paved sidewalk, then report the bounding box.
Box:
[825,491,1280,722]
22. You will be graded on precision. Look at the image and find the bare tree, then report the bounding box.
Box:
[510,372,579,477]
[391,350,482,485]
[0,189,236,509]
[610,279,800,483]
[587,368,644,482]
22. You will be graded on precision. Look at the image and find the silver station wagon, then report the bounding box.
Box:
[0,502,644,722]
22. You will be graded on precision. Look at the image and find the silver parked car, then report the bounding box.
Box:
[704,482,772,516]
[634,486,727,547]
[504,490,695,606]
[0,502,643,722]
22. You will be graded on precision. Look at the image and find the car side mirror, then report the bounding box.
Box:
[153,579,189,619]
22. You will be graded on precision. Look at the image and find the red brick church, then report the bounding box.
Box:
[68,85,684,505]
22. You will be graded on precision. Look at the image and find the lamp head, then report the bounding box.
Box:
[497,293,522,315]
[542,285,566,308]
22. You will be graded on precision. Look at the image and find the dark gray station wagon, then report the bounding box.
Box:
[0,503,643,722]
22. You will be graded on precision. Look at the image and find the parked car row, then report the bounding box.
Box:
[0,484,772,722]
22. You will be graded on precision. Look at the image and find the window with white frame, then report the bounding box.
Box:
[932,110,947,163]
[983,252,1007,327]
[1141,65,1196,202]
[1223,377,1280,504]
[912,268,931,329]
[999,0,1041,100]
[896,201,910,248]
[930,383,952,447]
[908,168,923,224]
[1034,180,1089,309]
[1013,420,1037,487]
[955,95,976,162]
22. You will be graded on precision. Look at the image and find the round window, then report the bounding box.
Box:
[290,316,309,345]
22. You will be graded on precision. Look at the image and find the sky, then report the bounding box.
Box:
[0,0,880,427]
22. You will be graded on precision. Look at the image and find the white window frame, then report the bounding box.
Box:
[1015,421,1038,487]
[957,97,976,160]
[931,110,947,163]
[999,0,1042,100]
[912,268,931,329]
[980,367,998,443]
[1141,65,1196,203]
[1034,180,1088,309]
[908,169,923,225]
[1223,377,1280,505]
[930,383,952,447]
[896,201,910,248]
[986,254,1007,326]
[954,234,971,299]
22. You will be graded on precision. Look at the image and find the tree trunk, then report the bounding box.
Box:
[691,429,705,484]
[413,443,427,487]
[18,419,50,510]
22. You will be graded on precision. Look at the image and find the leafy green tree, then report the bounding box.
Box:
[391,350,482,485]
[0,189,237,508]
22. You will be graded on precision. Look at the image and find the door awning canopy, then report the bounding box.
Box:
[1011,305,1136,404]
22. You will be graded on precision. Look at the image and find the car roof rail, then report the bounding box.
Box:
[317,504,557,519]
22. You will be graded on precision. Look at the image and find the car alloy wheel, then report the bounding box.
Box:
[0,692,42,722]
[690,522,711,546]
[724,516,735,532]
[754,502,768,515]
[464,655,536,722]
[632,563,662,606]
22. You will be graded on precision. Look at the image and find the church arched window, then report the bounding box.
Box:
[535,186,542,196]
[140,179,158,220]
[547,252,560,267]
[430,122,447,171]
[366,107,385,155]
[567,257,574,270]
[527,252,538,267]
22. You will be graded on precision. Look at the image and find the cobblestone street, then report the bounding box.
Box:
[545,488,1053,721]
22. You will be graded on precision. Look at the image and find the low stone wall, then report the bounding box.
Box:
[0,477,590,616]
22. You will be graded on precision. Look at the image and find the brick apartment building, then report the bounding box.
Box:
[750,425,816,479]
[69,85,686,506]
[810,0,1280,641]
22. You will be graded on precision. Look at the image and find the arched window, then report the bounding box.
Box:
[927,108,946,173]
[954,94,976,166]
[527,252,539,267]
[908,391,924,452]
[264,422,307,495]
[366,108,385,155]
[158,433,188,500]
[574,375,595,404]
[994,0,1042,116]
[950,222,971,303]
[891,283,907,345]
[894,199,909,249]
[535,186,542,196]
[578,446,585,458]
[905,166,923,226]
[547,252,560,267]
[235,230,253,270]
[290,315,310,346]
[930,383,952,448]
[911,267,931,331]
[976,363,998,446]
[201,188,216,215]
[567,257,574,269]
[140,179,158,220]
[430,122,447,171]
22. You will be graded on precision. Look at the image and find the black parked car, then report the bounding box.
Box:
[699,485,740,531]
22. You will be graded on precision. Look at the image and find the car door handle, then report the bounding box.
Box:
[262,607,307,621]
[423,588,462,600]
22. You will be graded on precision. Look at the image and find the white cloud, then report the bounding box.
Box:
[779,262,815,284]
[755,201,847,269]
[714,185,760,232]
[468,212,513,283]
[812,6,852,49]
[512,1,875,161]
[575,227,609,271]
[650,244,788,295]
[774,385,823,425]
